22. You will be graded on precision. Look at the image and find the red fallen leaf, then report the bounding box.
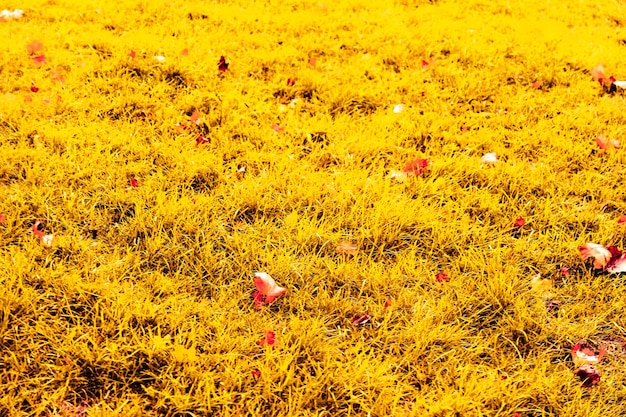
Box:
[253,272,286,304]
[271,124,284,133]
[384,298,392,308]
[421,58,434,69]
[596,134,619,151]
[403,158,430,176]
[619,215,626,224]
[575,364,601,387]
[287,78,296,86]
[129,50,136,59]
[335,241,358,256]
[129,178,139,187]
[590,63,615,87]
[196,136,209,145]
[514,216,525,228]
[352,314,371,325]
[252,369,261,379]
[218,55,229,72]
[435,272,449,282]
[32,55,46,65]
[560,266,569,276]
[252,291,264,310]
[308,57,316,67]
[512,413,522,417]
[532,81,542,89]
[256,330,275,347]
[30,83,39,92]
[0,213,5,223]
[62,357,72,365]
[27,40,43,54]
[182,48,189,56]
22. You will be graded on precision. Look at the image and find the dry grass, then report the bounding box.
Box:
[2,0,626,415]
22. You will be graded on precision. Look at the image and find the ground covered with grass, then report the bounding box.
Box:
[2,0,626,415]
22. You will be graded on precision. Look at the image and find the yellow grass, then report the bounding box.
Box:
[2,0,626,415]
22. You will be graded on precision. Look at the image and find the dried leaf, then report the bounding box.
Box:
[435,272,449,282]
[579,243,612,269]
[596,134,619,151]
[218,55,229,72]
[256,330,276,347]
[253,272,286,304]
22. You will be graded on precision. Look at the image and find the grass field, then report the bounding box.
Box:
[2,0,626,415]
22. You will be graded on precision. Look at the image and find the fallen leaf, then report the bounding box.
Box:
[27,40,43,54]
[546,299,561,311]
[182,48,189,56]
[196,136,209,145]
[531,274,553,296]
[32,55,46,65]
[252,369,261,379]
[403,158,429,176]
[618,215,626,224]
[514,216,525,228]
[218,55,229,72]
[579,243,612,269]
[560,266,569,276]
[287,78,296,86]
[271,124,284,133]
[0,213,5,223]
[352,314,371,325]
[596,134,619,151]
[30,83,39,92]
[575,364,601,388]
[253,272,286,304]
[591,64,606,84]
[308,57,316,67]
[256,330,276,347]
[129,50,136,59]
[572,340,605,364]
[129,178,139,187]
[481,152,498,163]
[384,298,392,308]
[532,81,542,89]
[335,241,358,256]
[435,272,449,282]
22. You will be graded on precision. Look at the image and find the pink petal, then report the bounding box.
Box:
[579,243,611,269]
[253,272,286,301]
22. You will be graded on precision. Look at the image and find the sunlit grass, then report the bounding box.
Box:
[2,0,626,415]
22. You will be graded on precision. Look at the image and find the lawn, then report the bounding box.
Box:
[2,0,626,415]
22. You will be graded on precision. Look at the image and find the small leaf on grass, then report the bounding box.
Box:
[182,48,189,56]
[384,298,392,308]
[514,216,525,228]
[403,158,429,176]
[575,364,601,387]
[252,369,261,379]
[596,134,619,151]
[435,272,449,282]
[618,215,626,224]
[256,330,275,347]
[287,78,296,86]
[572,340,606,364]
[218,56,229,72]
[271,124,284,133]
[129,50,136,59]
[335,241,358,256]
[546,299,561,311]
[27,40,43,54]
[30,83,39,92]
[252,291,264,310]
[0,213,5,223]
[196,136,209,145]
[579,243,612,269]
[560,266,569,276]
[129,178,139,188]
[352,314,371,325]
[253,272,286,304]
[32,55,46,65]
